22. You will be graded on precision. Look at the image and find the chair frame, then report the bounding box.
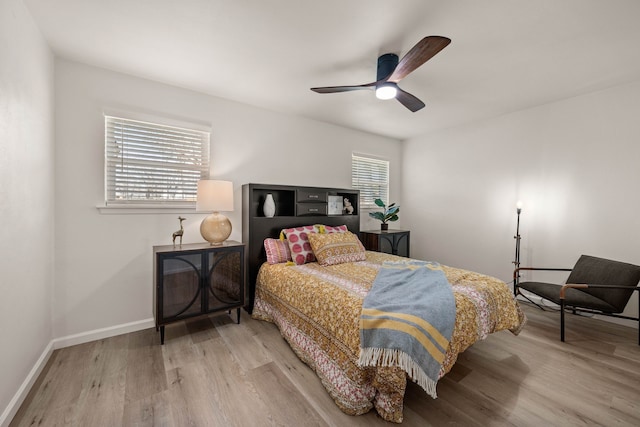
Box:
[514,267,640,345]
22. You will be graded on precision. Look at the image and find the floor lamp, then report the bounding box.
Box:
[513,201,522,295]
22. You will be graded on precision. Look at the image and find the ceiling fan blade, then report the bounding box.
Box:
[310,82,376,93]
[395,88,425,112]
[387,36,451,83]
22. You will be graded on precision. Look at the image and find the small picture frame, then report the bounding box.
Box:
[328,196,343,215]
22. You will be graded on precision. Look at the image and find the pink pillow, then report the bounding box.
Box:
[264,238,291,264]
[281,225,319,265]
[323,224,348,233]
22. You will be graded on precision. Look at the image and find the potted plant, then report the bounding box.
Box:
[368,199,399,230]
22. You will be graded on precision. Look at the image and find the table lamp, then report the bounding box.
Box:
[196,180,234,245]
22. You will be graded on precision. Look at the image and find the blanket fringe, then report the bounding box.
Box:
[359,347,438,399]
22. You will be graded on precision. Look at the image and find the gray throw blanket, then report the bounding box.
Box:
[358,260,456,398]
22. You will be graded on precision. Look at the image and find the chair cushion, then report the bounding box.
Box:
[566,255,640,312]
[518,281,619,312]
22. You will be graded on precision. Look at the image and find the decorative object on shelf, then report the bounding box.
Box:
[513,201,523,294]
[343,198,354,214]
[172,216,186,246]
[263,193,276,217]
[368,198,399,231]
[328,195,343,215]
[196,180,234,245]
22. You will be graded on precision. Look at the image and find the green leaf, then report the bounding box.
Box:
[386,206,399,215]
[388,214,399,222]
[374,199,385,208]
[369,212,385,221]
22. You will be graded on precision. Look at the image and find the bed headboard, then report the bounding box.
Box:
[242,183,360,312]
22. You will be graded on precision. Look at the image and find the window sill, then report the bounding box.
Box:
[96,204,196,215]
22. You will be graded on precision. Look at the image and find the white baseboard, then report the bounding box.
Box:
[1,317,154,427]
[0,341,53,427]
[51,317,154,350]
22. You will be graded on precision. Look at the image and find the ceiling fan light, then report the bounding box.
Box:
[375,84,397,100]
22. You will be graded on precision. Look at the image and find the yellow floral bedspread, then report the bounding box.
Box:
[252,252,526,423]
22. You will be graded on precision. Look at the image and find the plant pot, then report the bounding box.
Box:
[380,223,389,231]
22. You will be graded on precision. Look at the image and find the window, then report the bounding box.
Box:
[351,153,389,209]
[105,115,210,205]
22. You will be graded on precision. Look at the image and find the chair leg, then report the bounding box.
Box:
[560,300,565,342]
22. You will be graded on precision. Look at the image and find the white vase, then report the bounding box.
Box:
[263,193,276,217]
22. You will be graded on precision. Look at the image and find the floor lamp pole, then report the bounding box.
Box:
[513,204,522,294]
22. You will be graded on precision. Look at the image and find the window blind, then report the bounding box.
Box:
[105,115,210,204]
[351,154,389,209]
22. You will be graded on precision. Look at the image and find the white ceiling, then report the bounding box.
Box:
[25,0,640,140]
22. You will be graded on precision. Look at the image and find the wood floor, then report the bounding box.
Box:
[10,303,640,426]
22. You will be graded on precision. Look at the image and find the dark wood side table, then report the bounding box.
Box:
[360,229,410,258]
[153,241,245,344]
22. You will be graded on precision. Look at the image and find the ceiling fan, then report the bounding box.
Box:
[310,36,451,112]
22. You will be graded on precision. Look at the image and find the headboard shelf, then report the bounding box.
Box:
[242,183,360,312]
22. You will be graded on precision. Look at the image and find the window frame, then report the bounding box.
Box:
[351,153,390,209]
[102,113,210,212]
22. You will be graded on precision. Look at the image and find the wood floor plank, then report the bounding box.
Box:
[185,316,221,344]
[71,370,127,427]
[161,322,202,372]
[402,380,487,427]
[211,314,272,371]
[10,341,97,427]
[248,361,325,426]
[121,390,173,427]
[196,336,274,426]
[66,335,130,426]
[125,328,168,404]
[166,363,229,426]
[9,304,640,426]
[81,334,129,389]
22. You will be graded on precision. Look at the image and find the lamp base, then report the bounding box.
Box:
[200,212,232,245]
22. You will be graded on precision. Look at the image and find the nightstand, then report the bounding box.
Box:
[360,229,410,258]
[153,241,245,344]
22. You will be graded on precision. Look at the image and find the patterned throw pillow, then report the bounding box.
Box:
[264,238,291,264]
[308,231,366,266]
[281,225,319,265]
[320,224,348,234]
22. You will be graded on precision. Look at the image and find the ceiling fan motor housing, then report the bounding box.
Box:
[377,53,399,81]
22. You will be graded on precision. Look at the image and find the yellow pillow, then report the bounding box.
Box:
[308,231,366,266]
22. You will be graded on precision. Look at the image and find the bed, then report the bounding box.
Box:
[251,234,525,422]
[241,184,525,422]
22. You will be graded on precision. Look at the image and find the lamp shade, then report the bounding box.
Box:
[196,180,234,212]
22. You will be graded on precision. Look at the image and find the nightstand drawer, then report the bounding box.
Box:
[296,203,327,216]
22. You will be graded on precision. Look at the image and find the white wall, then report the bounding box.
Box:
[0,0,54,423]
[403,80,640,320]
[53,59,402,339]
